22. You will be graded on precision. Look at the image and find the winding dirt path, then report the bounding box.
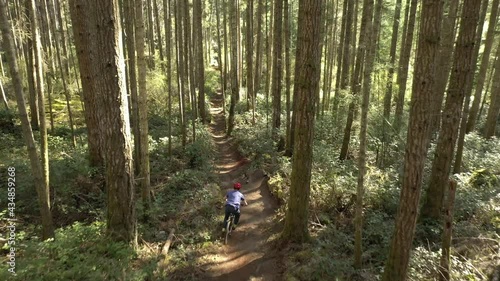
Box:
[202,92,280,281]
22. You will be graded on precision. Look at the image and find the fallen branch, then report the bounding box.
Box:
[161,228,176,257]
[141,237,157,253]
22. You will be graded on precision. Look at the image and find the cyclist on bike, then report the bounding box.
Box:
[223,182,248,232]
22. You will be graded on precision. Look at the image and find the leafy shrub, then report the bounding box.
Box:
[0,108,18,135]
[408,247,484,281]
[0,221,146,281]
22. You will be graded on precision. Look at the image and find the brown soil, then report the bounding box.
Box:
[201,91,281,281]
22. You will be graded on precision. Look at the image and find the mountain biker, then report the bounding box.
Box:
[223,182,248,232]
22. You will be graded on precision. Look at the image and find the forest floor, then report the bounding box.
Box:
[200,91,282,281]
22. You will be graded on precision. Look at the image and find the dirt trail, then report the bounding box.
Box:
[202,92,280,281]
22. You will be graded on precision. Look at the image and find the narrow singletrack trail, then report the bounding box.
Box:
[202,91,281,281]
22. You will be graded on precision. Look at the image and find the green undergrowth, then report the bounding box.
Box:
[0,65,223,279]
[231,106,500,281]
[0,222,145,281]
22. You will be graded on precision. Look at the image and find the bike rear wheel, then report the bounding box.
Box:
[224,215,234,244]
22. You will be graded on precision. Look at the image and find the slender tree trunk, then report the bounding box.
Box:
[282,0,322,244]
[183,0,197,141]
[136,0,151,215]
[124,0,141,172]
[266,0,273,130]
[271,0,283,136]
[339,0,374,160]
[215,0,226,121]
[176,0,187,146]
[484,46,500,138]
[2,0,55,240]
[453,0,489,173]
[246,0,254,124]
[194,0,205,123]
[438,179,457,281]
[336,0,355,118]
[284,0,291,151]
[31,0,50,202]
[23,8,39,130]
[50,0,76,147]
[0,78,8,110]
[153,0,164,61]
[380,0,402,167]
[164,0,173,155]
[146,0,155,68]
[223,0,229,114]
[254,0,263,101]
[394,0,418,131]
[382,0,445,279]
[54,0,69,75]
[467,0,499,133]
[332,0,348,116]
[429,0,460,136]
[354,0,376,268]
[227,0,238,136]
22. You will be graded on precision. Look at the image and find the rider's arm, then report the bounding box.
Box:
[241,196,248,206]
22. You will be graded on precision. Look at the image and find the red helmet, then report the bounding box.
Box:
[233,182,242,189]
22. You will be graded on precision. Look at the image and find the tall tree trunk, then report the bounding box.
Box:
[70,0,137,244]
[266,0,273,130]
[223,0,229,114]
[215,0,226,120]
[271,0,283,136]
[146,0,155,68]
[335,0,355,119]
[136,0,151,214]
[183,0,197,141]
[1,0,55,240]
[429,0,460,136]
[284,0,291,152]
[484,45,500,138]
[381,0,444,279]
[332,0,348,117]
[69,0,104,167]
[194,0,206,123]
[254,0,263,100]
[393,0,418,131]
[282,0,322,244]
[176,0,187,146]
[54,0,70,75]
[124,0,141,172]
[421,0,482,221]
[164,0,173,155]
[339,0,374,160]
[31,0,50,203]
[23,7,39,130]
[246,0,254,124]
[467,0,499,133]
[453,0,489,173]
[380,0,402,167]
[153,0,164,61]
[50,0,76,147]
[354,0,375,268]
[227,0,238,136]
